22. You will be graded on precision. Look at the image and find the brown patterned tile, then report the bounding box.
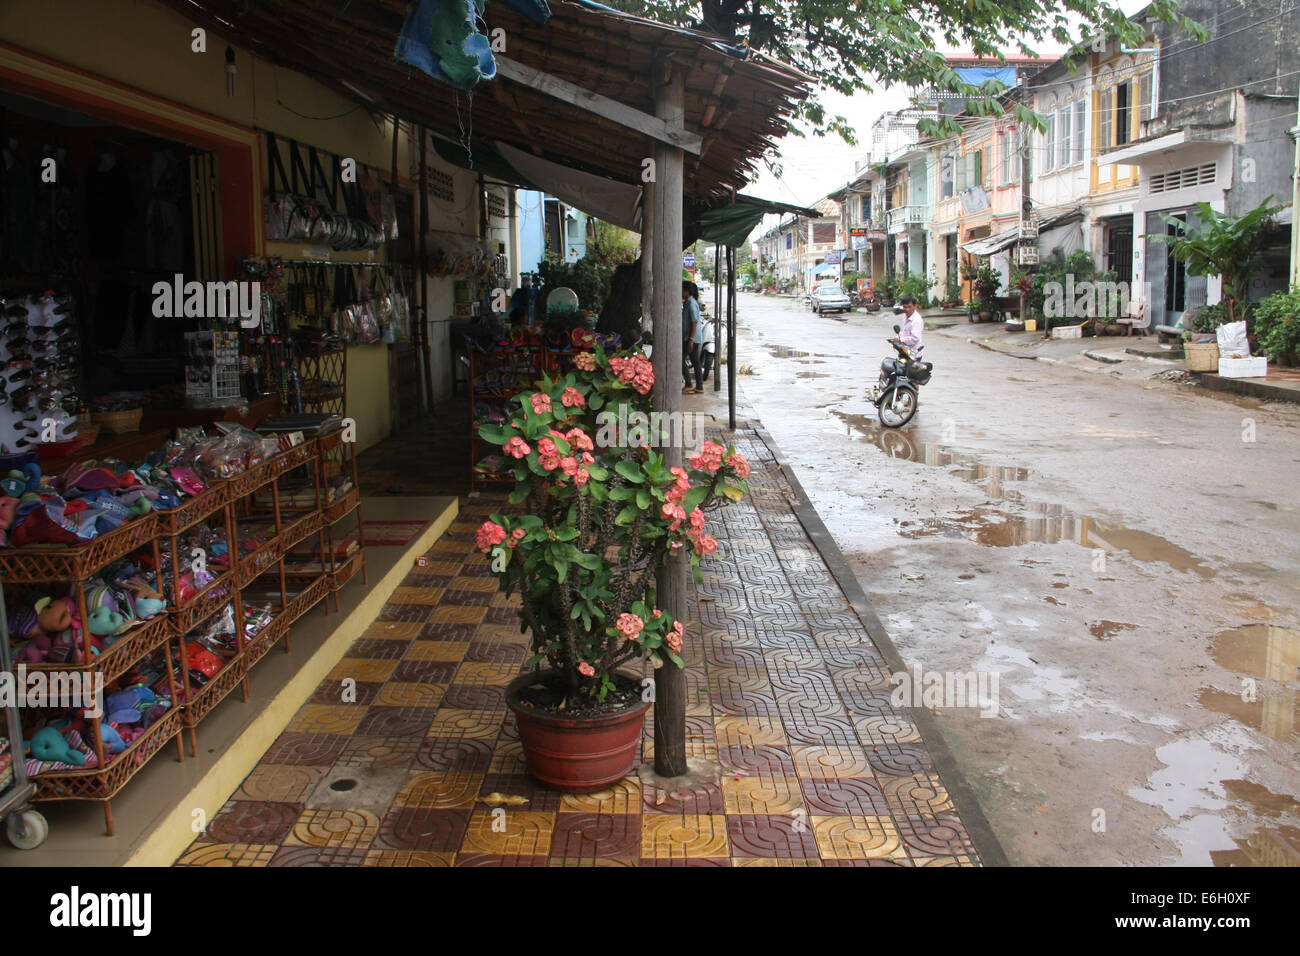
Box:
[355,706,439,737]
[550,813,640,859]
[454,853,550,866]
[269,846,373,866]
[896,813,978,859]
[363,620,424,641]
[375,682,446,708]
[429,605,487,625]
[310,680,383,706]
[391,659,460,684]
[415,736,495,775]
[404,641,471,661]
[560,779,641,814]
[373,807,471,851]
[865,744,933,777]
[641,781,725,815]
[799,777,891,817]
[345,638,412,660]
[203,801,300,845]
[417,621,480,642]
[336,735,423,771]
[716,744,796,776]
[364,850,457,866]
[442,683,507,709]
[726,814,821,859]
[375,602,435,623]
[262,733,349,767]
[477,773,565,812]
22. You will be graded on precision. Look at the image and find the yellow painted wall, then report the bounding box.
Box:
[0,0,411,451]
[0,0,413,174]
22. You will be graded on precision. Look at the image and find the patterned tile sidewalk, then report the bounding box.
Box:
[176,433,980,867]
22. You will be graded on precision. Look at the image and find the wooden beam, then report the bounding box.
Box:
[495,55,703,156]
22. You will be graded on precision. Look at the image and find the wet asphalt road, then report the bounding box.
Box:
[731,292,1300,866]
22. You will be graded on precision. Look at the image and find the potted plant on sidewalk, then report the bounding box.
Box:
[974,264,1001,321]
[876,271,898,308]
[475,349,750,792]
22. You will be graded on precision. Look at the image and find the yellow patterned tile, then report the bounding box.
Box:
[284,809,381,849]
[488,739,528,774]
[287,704,365,735]
[363,621,423,641]
[733,858,824,867]
[391,586,446,606]
[708,667,770,694]
[491,592,520,608]
[456,661,520,686]
[641,814,730,859]
[881,774,955,814]
[396,771,483,809]
[175,842,278,867]
[559,778,642,814]
[791,745,873,779]
[722,775,805,815]
[405,641,471,662]
[548,857,638,867]
[714,715,787,748]
[428,605,487,624]
[236,765,324,803]
[913,855,977,867]
[450,575,497,593]
[476,624,528,644]
[364,850,457,867]
[427,708,506,740]
[460,809,555,856]
[432,538,470,553]
[376,682,447,708]
[643,735,715,762]
[812,816,902,860]
[328,658,399,683]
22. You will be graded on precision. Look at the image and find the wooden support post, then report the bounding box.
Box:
[641,179,654,332]
[650,63,687,779]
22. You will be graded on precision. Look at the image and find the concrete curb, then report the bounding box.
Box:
[1188,371,1300,404]
[1084,350,1124,364]
[751,425,1011,868]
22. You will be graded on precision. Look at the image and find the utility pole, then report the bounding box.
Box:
[1289,85,1300,286]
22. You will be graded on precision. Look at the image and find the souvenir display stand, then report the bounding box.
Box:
[0,427,364,835]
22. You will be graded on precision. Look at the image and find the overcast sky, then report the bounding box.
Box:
[745,0,1152,221]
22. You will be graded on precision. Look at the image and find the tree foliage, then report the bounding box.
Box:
[605,0,1206,142]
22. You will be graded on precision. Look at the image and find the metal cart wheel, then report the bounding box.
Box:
[6,809,49,850]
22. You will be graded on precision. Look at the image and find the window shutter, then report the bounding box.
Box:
[1099,89,1113,150]
[1073,102,1086,163]
[1044,114,1056,172]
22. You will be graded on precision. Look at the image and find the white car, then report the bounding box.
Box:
[810,285,852,314]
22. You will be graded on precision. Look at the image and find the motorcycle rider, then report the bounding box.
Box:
[891,295,924,359]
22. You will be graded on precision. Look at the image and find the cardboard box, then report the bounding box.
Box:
[1218,357,1268,378]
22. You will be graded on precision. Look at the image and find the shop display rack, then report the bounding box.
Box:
[0,432,366,835]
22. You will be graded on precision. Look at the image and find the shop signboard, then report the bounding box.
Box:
[850,228,868,250]
[824,250,842,265]
[683,253,696,272]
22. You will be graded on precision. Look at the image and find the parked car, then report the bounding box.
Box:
[810,285,852,314]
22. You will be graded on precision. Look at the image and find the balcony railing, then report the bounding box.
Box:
[886,205,926,233]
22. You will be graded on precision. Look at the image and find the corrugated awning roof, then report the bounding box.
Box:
[158,0,812,199]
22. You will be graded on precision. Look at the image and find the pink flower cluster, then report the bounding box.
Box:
[506,527,527,549]
[504,436,531,459]
[573,351,597,372]
[537,437,561,472]
[530,392,552,415]
[689,441,725,472]
[661,500,686,531]
[608,355,654,395]
[566,428,594,452]
[725,452,751,479]
[616,613,645,641]
[665,620,684,654]
[561,386,585,409]
[476,521,506,553]
[578,661,595,677]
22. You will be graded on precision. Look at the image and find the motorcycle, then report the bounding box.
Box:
[866,324,932,428]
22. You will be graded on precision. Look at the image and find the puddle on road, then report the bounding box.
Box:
[1212,780,1300,866]
[766,346,850,360]
[1198,625,1300,743]
[1090,620,1137,640]
[830,408,1217,579]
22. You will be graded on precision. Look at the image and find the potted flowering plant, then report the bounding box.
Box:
[475,348,750,792]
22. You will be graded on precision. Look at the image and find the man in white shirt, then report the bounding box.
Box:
[894,295,924,358]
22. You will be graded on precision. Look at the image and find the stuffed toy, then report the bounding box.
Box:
[25,726,87,766]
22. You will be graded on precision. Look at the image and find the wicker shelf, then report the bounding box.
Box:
[31,707,184,804]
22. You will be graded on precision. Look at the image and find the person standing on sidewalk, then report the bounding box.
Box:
[696,307,715,389]
[682,281,703,393]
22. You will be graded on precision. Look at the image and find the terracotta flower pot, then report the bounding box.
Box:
[506,671,650,793]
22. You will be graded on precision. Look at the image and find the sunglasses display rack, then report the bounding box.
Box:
[0,429,365,836]
[183,331,242,406]
[1,293,83,456]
